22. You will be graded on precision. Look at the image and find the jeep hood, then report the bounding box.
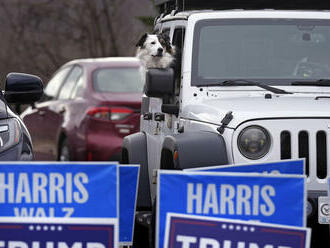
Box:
[182,95,330,128]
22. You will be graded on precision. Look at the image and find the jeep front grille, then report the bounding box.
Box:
[280,130,327,179]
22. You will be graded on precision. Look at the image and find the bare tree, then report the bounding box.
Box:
[0,0,156,83]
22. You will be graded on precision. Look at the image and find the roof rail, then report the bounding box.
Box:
[155,0,176,14]
[155,0,330,12]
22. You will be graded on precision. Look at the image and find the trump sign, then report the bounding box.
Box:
[164,214,310,248]
[0,217,117,248]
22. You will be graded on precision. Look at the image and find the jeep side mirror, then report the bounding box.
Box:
[145,68,175,97]
[145,68,179,115]
[4,73,44,104]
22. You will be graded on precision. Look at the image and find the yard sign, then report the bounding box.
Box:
[157,170,306,248]
[119,165,140,245]
[0,162,119,218]
[0,217,118,248]
[0,162,140,245]
[164,213,311,248]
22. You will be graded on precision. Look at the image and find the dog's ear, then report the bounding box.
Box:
[136,33,148,48]
[158,33,174,54]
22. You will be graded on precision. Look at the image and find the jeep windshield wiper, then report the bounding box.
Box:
[214,80,292,94]
[291,79,330,86]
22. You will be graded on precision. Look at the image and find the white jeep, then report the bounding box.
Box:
[122,1,330,246]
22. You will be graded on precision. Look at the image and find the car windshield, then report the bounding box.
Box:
[93,67,144,93]
[192,19,330,86]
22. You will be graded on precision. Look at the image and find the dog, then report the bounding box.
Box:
[136,33,176,69]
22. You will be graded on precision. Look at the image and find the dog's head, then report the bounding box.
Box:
[136,33,174,57]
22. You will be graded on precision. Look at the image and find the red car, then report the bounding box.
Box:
[21,57,143,161]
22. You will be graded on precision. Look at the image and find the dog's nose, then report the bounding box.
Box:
[158,48,163,53]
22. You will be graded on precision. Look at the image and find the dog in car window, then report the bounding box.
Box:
[136,33,176,69]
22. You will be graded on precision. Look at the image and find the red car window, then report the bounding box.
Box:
[93,67,143,93]
[58,66,83,100]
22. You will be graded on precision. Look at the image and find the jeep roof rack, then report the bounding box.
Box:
[155,0,330,13]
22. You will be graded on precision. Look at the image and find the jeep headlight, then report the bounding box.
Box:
[0,118,21,152]
[238,126,271,160]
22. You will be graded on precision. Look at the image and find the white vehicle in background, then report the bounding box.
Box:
[122,0,330,247]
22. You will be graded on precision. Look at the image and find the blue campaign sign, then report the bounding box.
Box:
[119,165,140,245]
[0,217,118,248]
[164,214,311,248]
[185,159,304,175]
[157,171,306,248]
[0,162,118,218]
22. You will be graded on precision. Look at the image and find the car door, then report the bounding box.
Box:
[43,65,84,161]
[22,66,72,160]
[56,65,84,160]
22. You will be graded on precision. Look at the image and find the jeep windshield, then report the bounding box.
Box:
[192,19,330,87]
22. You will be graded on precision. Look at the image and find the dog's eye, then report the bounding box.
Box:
[151,41,156,45]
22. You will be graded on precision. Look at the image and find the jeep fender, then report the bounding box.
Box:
[161,131,228,170]
[122,132,151,210]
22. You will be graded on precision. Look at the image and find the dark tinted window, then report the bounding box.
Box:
[173,27,185,80]
[173,27,185,50]
[44,66,71,99]
[58,66,82,99]
[93,67,143,93]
